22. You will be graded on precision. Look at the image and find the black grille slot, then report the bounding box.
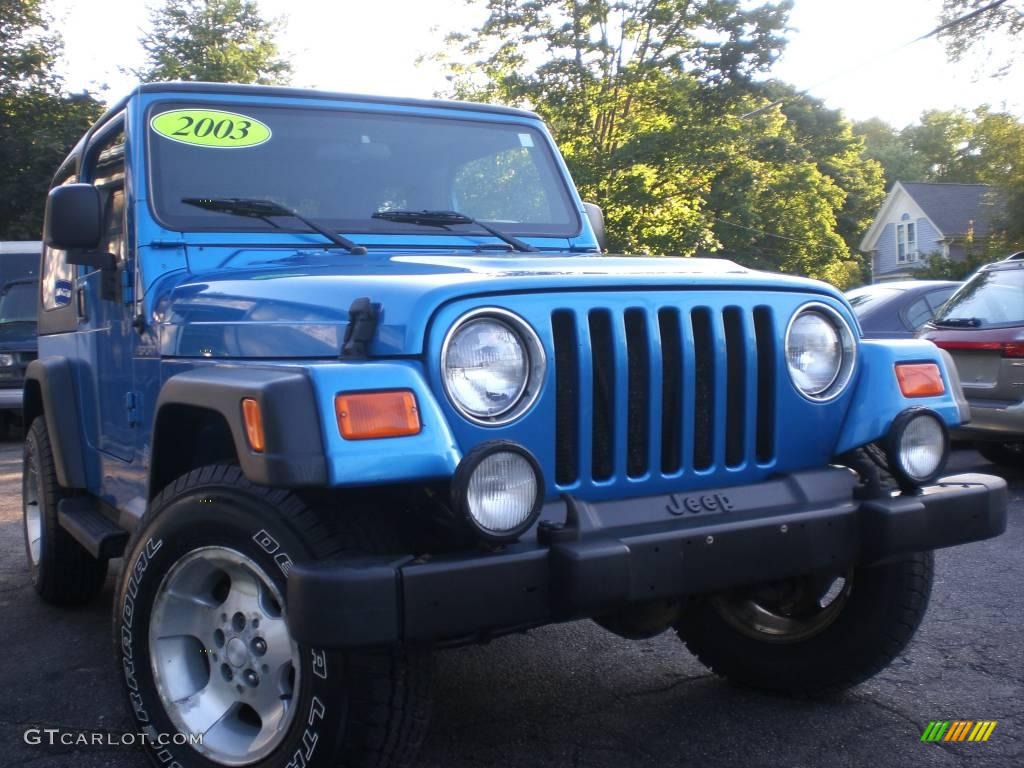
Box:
[550,300,776,486]
[691,308,714,471]
[754,306,776,463]
[723,307,746,467]
[552,311,579,485]
[589,310,615,481]
[658,308,682,474]
[624,309,649,477]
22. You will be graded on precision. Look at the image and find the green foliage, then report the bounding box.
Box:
[135,0,292,85]
[0,0,104,239]
[939,0,1022,77]
[433,0,882,288]
[914,250,991,281]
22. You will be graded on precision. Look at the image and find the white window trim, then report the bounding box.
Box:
[896,220,918,263]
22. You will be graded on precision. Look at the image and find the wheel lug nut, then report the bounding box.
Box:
[244,669,259,687]
[251,637,267,656]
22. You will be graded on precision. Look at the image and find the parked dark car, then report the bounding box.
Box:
[920,253,1024,466]
[846,280,961,338]
[0,242,40,438]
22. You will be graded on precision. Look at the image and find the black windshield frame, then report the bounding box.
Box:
[145,101,582,239]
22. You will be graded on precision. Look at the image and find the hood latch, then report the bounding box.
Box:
[342,297,381,358]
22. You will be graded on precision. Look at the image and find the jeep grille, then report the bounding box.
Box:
[551,304,777,486]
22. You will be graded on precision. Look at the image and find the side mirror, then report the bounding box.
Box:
[44,183,101,251]
[44,184,116,269]
[583,202,607,252]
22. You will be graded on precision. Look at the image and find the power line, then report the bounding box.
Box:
[708,216,851,253]
[740,0,1011,119]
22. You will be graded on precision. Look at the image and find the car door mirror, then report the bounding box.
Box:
[44,183,102,251]
[583,202,607,252]
[44,184,118,270]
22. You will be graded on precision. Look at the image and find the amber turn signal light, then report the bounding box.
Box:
[895,363,945,398]
[241,398,266,453]
[335,390,421,440]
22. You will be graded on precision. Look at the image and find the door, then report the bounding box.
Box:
[76,119,137,462]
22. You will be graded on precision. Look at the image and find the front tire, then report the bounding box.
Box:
[114,466,431,768]
[677,552,933,697]
[23,417,108,605]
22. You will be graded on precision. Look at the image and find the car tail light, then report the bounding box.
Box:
[933,341,1024,358]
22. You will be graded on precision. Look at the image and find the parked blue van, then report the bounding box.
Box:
[0,241,40,438]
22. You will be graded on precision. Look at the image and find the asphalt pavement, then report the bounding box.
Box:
[0,439,1020,768]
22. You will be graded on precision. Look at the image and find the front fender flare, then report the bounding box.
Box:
[153,366,327,491]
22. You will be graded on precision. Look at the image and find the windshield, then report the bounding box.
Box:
[0,282,38,323]
[845,285,901,316]
[147,103,579,238]
[935,268,1024,327]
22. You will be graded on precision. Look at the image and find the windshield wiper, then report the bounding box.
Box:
[933,317,982,327]
[371,209,539,253]
[182,197,367,255]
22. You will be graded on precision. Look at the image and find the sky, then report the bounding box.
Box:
[50,0,1023,129]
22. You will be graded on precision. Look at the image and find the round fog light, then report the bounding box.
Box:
[887,409,949,487]
[454,443,544,543]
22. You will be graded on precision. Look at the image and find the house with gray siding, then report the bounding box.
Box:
[859,182,1001,282]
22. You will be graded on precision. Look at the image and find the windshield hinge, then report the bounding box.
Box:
[342,297,380,358]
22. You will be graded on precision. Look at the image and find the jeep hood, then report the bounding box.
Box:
[155,251,845,358]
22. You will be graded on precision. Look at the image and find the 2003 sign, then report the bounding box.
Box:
[150,109,271,148]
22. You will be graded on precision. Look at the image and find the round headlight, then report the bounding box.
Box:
[441,309,545,425]
[0,354,15,367]
[453,443,544,543]
[785,304,856,401]
[887,409,948,486]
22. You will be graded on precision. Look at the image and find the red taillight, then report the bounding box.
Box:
[933,340,1024,358]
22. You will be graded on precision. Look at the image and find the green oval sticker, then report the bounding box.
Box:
[151,109,271,148]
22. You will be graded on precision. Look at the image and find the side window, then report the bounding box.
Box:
[904,297,934,330]
[452,146,552,223]
[92,128,127,264]
[41,173,77,311]
[925,287,956,313]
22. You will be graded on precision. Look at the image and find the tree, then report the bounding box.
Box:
[963,108,1024,250]
[939,0,1022,77]
[854,118,928,190]
[435,0,880,288]
[136,0,291,84]
[0,0,103,239]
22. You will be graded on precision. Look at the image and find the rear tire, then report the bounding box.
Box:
[677,552,933,697]
[23,417,108,605]
[976,441,1024,467]
[114,465,432,768]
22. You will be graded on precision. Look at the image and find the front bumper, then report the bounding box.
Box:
[286,467,1007,649]
[0,388,22,410]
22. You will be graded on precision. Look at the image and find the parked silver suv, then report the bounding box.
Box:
[921,252,1024,466]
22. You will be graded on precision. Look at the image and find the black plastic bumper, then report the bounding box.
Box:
[286,468,1007,649]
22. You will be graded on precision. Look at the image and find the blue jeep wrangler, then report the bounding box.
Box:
[23,83,1006,768]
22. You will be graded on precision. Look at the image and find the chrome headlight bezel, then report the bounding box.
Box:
[440,307,546,426]
[0,353,15,368]
[784,302,857,402]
